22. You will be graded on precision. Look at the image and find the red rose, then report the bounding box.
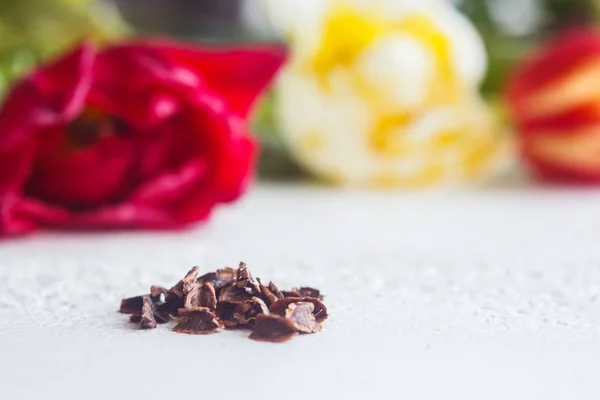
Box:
[0,40,285,236]
[507,29,600,182]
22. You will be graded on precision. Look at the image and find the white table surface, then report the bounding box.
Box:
[2,184,600,399]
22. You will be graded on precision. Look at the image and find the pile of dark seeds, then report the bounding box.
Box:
[119,262,327,342]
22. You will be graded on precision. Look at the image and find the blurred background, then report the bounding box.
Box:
[2,0,600,182]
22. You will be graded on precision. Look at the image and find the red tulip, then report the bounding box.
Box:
[507,28,600,183]
[0,40,286,236]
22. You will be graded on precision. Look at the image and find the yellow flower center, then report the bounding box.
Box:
[312,4,383,78]
[312,5,458,99]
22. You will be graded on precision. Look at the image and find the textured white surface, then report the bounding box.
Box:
[2,184,600,399]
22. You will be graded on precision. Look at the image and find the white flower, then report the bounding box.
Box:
[263,0,505,186]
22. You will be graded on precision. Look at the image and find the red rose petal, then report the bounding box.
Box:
[135,112,207,182]
[523,144,600,184]
[211,134,256,203]
[116,91,180,131]
[0,142,35,197]
[0,194,39,236]
[26,133,137,209]
[130,159,208,207]
[149,40,287,118]
[12,194,187,230]
[507,28,600,132]
[0,42,95,151]
[173,93,257,216]
[507,29,600,106]
[518,103,600,134]
[69,203,183,229]
[89,43,201,127]
[134,122,178,181]
[202,111,257,203]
